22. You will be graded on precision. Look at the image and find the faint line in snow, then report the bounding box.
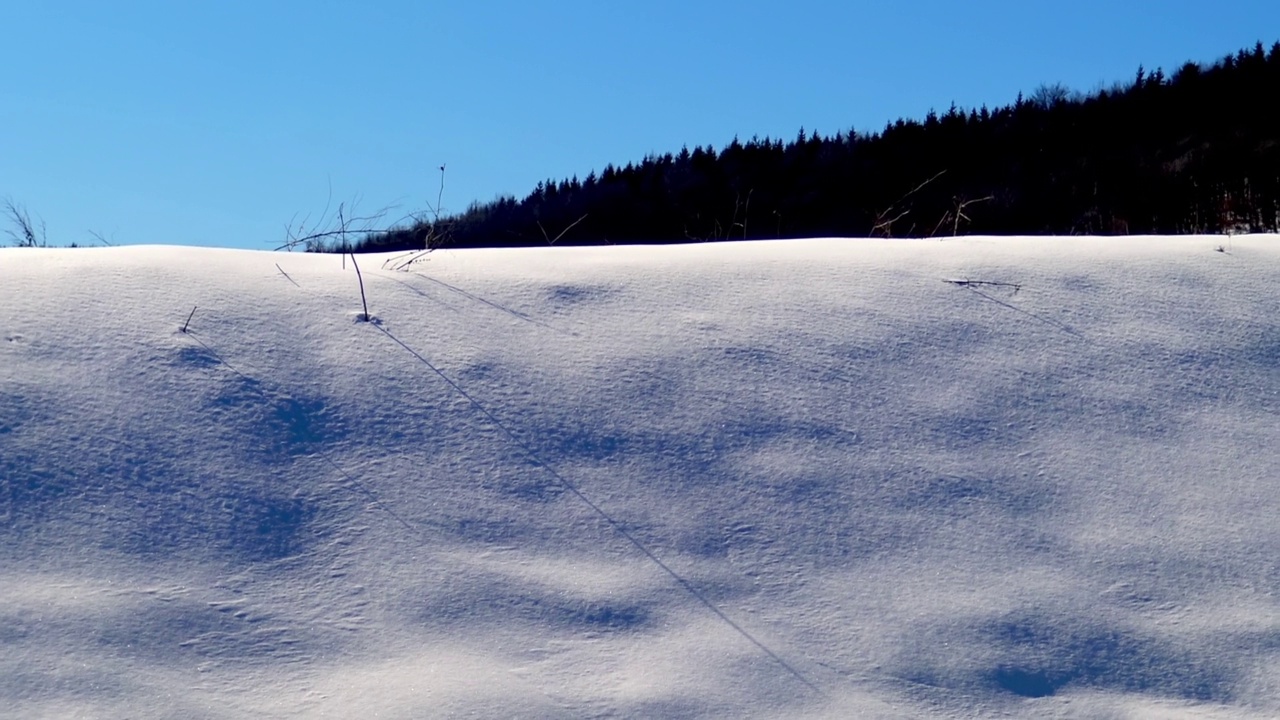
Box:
[373,324,826,698]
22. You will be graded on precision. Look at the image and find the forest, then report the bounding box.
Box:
[347,42,1280,252]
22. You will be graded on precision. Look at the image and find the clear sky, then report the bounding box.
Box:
[3,1,1278,249]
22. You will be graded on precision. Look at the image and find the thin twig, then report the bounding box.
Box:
[181,306,198,333]
[275,263,300,287]
[943,278,1021,293]
[388,249,434,272]
[349,253,370,321]
[435,164,445,219]
[952,195,994,236]
[872,170,947,238]
[545,213,588,245]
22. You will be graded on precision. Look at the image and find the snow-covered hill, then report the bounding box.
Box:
[2,237,1278,719]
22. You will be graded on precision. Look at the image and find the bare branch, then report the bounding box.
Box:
[181,306,198,333]
[349,252,370,321]
[872,208,912,237]
[275,263,300,287]
[929,211,953,238]
[952,195,994,236]
[943,278,1021,293]
[539,213,589,246]
[872,170,947,238]
[433,164,445,218]
[3,198,46,247]
[288,166,450,261]
[277,197,398,252]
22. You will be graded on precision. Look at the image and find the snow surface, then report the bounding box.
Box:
[2,236,1279,719]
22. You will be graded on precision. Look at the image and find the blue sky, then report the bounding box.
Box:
[3,1,1278,249]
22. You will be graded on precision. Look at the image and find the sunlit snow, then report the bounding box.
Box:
[2,237,1278,718]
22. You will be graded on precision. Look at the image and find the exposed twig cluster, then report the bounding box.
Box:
[279,166,450,258]
[930,195,995,237]
[3,197,47,247]
[943,278,1022,293]
[279,192,402,253]
[682,190,754,242]
[872,170,947,238]
[401,164,451,262]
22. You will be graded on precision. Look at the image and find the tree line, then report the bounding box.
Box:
[349,42,1280,252]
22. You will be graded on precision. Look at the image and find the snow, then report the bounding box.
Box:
[2,236,1279,718]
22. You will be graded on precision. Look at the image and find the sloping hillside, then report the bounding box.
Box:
[2,237,1278,718]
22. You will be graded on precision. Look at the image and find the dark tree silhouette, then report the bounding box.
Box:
[346,42,1280,253]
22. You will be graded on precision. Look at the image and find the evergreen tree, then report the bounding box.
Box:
[351,42,1280,253]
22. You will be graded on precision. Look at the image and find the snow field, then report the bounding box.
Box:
[2,236,1279,718]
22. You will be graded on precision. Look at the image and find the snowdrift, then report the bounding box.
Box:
[2,237,1278,718]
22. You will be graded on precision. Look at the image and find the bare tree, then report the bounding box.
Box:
[1030,82,1073,109]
